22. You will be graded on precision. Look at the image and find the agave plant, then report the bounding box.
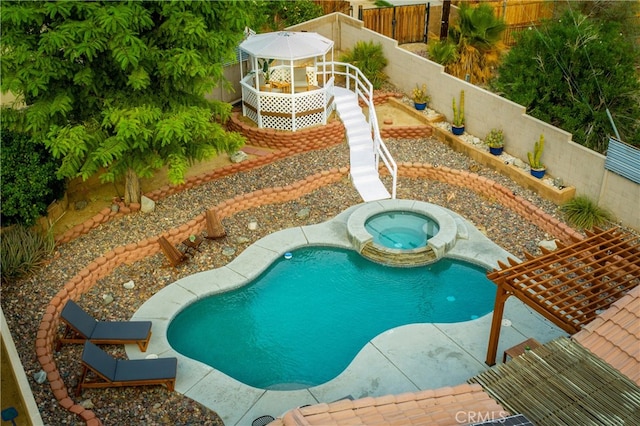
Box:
[560,196,613,230]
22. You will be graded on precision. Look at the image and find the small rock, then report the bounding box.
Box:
[153,403,162,410]
[296,208,310,219]
[33,370,47,384]
[222,246,236,257]
[80,399,94,409]
[110,203,120,213]
[538,239,557,251]
[248,221,257,230]
[74,200,88,211]
[514,158,527,169]
[468,162,481,172]
[141,195,155,213]
[230,151,248,163]
[235,236,250,244]
[123,280,135,289]
[102,293,114,305]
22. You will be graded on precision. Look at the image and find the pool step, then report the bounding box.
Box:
[360,243,438,267]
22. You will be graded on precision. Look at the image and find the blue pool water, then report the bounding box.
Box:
[365,211,439,249]
[167,247,496,390]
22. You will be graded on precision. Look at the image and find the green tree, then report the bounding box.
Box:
[253,0,323,32]
[554,0,640,62]
[1,1,249,205]
[1,129,66,226]
[492,9,640,152]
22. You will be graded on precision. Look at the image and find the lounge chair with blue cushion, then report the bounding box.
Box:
[76,341,177,396]
[56,300,152,352]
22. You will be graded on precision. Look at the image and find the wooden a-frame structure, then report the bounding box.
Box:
[485,227,640,365]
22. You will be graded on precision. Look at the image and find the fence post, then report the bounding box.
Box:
[424,3,430,43]
[440,0,451,41]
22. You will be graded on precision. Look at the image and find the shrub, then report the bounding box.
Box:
[0,130,65,226]
[0,225,55,283]
[339,41,388,89]
[560,195,613,230]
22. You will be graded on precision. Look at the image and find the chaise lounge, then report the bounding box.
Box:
[76,341,177,396]
[56,300,152,352]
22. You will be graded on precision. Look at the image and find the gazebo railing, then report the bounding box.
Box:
[321,61,397,199]
[240,73,335,132]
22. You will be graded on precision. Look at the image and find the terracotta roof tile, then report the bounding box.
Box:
[351,397,375,409]
[374,395,397,406]
[279,383,508,426]
[433,386,454,397]
[573,285,640,386]
[299,403,329,416]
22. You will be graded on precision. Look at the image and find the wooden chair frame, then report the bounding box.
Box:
[158,236,187,268]
[76,342,176,396]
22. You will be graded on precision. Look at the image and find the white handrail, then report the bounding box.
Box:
[322,62,397,199]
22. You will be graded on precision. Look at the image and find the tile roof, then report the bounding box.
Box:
[273,383,508,426]
[572,285,640,385]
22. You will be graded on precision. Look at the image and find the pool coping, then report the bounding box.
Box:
[127,200,565,425]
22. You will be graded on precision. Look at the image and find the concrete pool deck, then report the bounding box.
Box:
[127,200,566,425]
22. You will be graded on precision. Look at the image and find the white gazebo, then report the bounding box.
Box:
[238,31,336,131]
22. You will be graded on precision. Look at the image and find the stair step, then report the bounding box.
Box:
[335,87,392,202]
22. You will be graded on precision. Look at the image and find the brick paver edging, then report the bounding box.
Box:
[36,160,581,425]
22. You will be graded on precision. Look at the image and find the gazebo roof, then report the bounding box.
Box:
[238,31,333,60]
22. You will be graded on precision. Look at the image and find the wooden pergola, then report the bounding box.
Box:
[485,227,640,365]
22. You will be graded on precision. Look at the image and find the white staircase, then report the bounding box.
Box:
[334,87,391,202]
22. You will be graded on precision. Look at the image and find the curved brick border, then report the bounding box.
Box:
[38,162,582,425]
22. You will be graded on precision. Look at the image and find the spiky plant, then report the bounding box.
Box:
[560,196,613,230]
[339,41,388,89]
[1,225,55,283]
[446,2,507,84]
[452,90,465,126]
[527,134,545,169]
[428,40,459,66]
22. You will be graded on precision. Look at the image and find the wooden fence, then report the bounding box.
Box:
[359,3,429,44]
[467,0,556,45]
[347,1,554,47]
[312,0,351,16]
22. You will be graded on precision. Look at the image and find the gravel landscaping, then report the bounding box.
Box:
[2,135,568,425]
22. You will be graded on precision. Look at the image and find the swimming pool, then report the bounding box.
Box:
[167,246,496,390]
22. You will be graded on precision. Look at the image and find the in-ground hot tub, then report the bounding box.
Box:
[348,199,461,266]
[365,210,439,250]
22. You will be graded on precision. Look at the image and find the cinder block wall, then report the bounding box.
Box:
[288,13,638,231]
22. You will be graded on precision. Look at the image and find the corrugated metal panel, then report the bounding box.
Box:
[605,138,640,184]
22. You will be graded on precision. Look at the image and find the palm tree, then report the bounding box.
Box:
[430,3,506,85]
